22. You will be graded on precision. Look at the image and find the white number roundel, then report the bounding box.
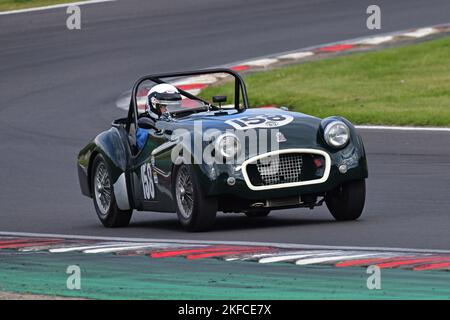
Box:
[225,114,294,130]
[140,163,155,200]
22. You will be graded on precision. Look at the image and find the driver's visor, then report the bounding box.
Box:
[156,100,182,111]
[153,91,182,108]
[158,99,182,106]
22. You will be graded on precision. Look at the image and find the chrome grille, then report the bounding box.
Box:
[255,154,303,186]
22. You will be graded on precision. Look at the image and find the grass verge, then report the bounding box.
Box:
[203,37,450,126]
[0,0,86,12]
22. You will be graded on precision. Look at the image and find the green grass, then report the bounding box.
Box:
[0,0,86,11]
[203,37,450,126]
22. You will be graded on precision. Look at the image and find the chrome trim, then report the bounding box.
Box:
[214,132,241,159]
[153,166,171,178]
[324,120,350,148]
[241,148,331,191]
[151,140,178,156]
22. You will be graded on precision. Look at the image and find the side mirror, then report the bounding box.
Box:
[138,117,157,130]
[213,95,227,108]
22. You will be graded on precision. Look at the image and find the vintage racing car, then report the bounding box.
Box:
[77,68,368,231]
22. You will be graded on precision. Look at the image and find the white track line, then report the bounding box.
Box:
[243,58,278,68]
[83,243,194,254]
[224,251,295,261]
[356,125,450,132]
[171,75,218,86]
[0,0,115,15]
[19,244,84,252]
[49,242,134,253]
[2,231,449,254]
[225,253,273,261]
[352,36,394,45]
[258,251,342,264]
[277,52,314,60]
[295,253,379,266]
[403,27,438,38]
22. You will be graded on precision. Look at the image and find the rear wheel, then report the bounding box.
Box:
[174,165,217,231]
[92,154,132,228]
[244,209,271,218]
[325,179,365,221]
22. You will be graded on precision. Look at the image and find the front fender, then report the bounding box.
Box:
[77,127,128,197]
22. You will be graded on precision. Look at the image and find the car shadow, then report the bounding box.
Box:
[127,213,334,233]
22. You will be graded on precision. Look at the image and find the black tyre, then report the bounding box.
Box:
[91,154,133,228]
[244,209,271,218]
[174,165,217,231]
[325,179,366,221]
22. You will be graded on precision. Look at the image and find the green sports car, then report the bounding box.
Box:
[77,68,368,231]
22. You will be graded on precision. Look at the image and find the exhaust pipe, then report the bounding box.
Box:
[250,202,265,208]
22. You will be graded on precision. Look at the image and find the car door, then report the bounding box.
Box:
[130,122,176,212]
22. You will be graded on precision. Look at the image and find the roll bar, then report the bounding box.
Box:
[126,68,249,130]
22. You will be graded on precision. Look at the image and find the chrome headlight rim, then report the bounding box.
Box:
[214,133,241,159]
[324,120,350,148]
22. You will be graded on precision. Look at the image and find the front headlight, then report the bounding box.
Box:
[324,121,350,148]
[215,133,241,159]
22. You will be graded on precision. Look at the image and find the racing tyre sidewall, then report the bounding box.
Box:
[173,164,217,232]
[91,154,132,228]
[325,179,366,221]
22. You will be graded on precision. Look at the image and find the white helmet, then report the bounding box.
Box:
[146,83,182,119]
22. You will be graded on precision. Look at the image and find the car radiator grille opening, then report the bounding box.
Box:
[243,151,328,189]
[256,154,303,186]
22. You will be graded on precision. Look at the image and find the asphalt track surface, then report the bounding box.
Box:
[0,0,449,249]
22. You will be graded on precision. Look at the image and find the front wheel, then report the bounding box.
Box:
[92,154,133,228]
[325,180,366,221]
[174,165,217,231]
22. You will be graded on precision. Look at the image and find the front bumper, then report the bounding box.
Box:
[197,145,368,200]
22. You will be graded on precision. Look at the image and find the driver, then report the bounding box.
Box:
[136,84,182,150]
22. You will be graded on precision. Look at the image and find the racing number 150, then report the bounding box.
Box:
[140,163,155,200]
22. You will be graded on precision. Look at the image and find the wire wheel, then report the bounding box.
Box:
[94,163,112,216]
[175,166,194,219]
